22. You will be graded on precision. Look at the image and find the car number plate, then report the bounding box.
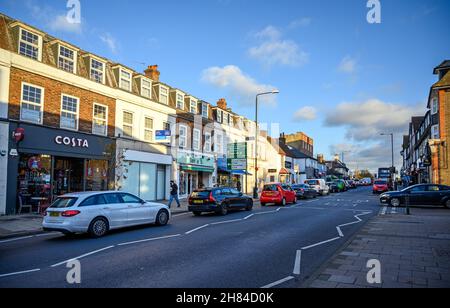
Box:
[193,200,204,204]
[50,212,60,217]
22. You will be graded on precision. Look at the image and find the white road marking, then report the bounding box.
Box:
[244,214,254,220]
[379,206,387,215]
[293,250,302,275]
[336,226,344,237]
[0,268,41,278]
[301,237,341,250]
[0,236,33,244]
[172,212,190,217]
[51,246,115,267]
[118,234,181,246]
[185,224,210,235]
[210,219,243,225]
[261,276,295,289]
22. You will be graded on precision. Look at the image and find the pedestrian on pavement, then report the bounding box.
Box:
[168,180,181,208]
[236,180,242,192]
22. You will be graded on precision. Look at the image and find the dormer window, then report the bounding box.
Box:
[190,99,198,114]
[58,44,77,74]
[176,93,185,110]
[223,112,229,125]
[141,78,152,98]
[217,110,222,123]
[90,58,106,84]
[431,98,439,115]
[119,69,132,91]
[19,28,41,61]
[159,86,169,105]
[201,103,208,118]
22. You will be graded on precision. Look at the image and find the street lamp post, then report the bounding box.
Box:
[253,90,279,199]
[381,133,395,190]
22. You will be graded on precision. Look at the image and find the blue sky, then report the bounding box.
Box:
[2,0,450,172]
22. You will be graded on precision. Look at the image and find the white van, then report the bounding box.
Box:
[305,179,329,196]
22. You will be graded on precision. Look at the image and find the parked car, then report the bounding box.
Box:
[292,184,317,199]
[380,184,450,208]
[43,191,170,238]
[326,182,339,193]
[373,180,389,194]
[260,183,297,206]
[335,180,347,192]
[304,179,329,196]
[347,180,357,189]
[188,187,253,216]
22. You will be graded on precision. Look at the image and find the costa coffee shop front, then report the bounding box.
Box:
[5,123,115,215]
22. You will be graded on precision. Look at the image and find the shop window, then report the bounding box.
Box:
[93,104,108,136]
[21,83,44,124]
[85,160,109,191]
[60,95,79,130]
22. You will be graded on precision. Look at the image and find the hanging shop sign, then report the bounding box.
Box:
[12,127,25,142]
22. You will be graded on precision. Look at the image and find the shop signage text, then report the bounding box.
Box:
[55,136,89,148]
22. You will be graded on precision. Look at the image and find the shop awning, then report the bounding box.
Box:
[231,170,252,176]
[181,165,215,173]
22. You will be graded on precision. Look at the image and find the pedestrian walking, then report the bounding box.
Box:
[168,180,181,208]
[236,180,242,192]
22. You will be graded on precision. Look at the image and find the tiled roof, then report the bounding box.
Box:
[433,70,450,88]
[433,60,450,74]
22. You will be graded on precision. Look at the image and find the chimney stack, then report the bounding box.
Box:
[217,98,227,110]
[144,65,160,82]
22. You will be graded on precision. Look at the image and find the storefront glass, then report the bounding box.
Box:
[140,163,157,201]
[86,160,108,191]
[53,157,84,196]
[121,161,166,201]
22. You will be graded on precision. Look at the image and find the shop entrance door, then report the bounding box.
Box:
[53,157,84,196]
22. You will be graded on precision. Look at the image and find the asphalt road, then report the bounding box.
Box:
[0,187,381,288]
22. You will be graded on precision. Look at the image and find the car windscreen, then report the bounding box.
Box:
[374,181,387,185]
[307,180,318,185]
[191,191,211,198]
[263,185,279,192]
[51,197,78,208]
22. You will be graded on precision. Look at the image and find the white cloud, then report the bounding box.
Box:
[48,15,82,34]
[325,98,422,142]
[338,56,357,74]
[248,25,309,68]
[201,65,278,106]
[293,106,317,121]
[100,33,118,54]
[288,18,312,29]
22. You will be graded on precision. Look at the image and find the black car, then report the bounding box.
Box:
[292,184,317,199]
[188,187,253,216]
[380,184,450,208]
[326,182,339,193]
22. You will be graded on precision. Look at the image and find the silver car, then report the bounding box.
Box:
[43,191,171,237]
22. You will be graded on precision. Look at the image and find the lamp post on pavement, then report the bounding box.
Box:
[253,90,279,199]
[381,133,395,190]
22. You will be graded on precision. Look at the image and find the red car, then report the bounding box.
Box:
[373,180,389,194]
[260,183,297,206]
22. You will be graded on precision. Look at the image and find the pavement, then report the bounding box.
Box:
[0,199,191,239]
[304,206,450,288]
[0,187,379,288]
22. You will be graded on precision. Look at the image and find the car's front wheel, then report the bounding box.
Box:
[245,200,253,211]
[281,198,286,206]
[444,199,450,209]
[293,197,297,204]
[390,198,401,207]
[156,209,170,226]
[88,217,109,238]
[219,203,228,216]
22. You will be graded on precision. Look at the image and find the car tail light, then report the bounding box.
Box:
[61,210,81,217]
[209,192,216,203]
[300,189,304,192]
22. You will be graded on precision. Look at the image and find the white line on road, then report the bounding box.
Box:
[185,224,210,235]
[301,237,341,250]
[0,235,33,244]
[336,226,344,237]
[210,219,243,225]
[244,214,254,220]
[118,234,181,246]
[261,276,295,289]
[293,250,302,275]
[172,212,190,217]
[380,206,387,215]
[0,268,41,278]
[51,246,115,267]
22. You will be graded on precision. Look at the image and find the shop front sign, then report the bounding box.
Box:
[55,136,89,148]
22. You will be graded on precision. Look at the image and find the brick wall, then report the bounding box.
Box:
[439,89,450,185]
[8,67,116,137]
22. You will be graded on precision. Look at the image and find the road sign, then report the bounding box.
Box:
[155,130,171,143]
[227,159,247,170]
[227,142,247,159]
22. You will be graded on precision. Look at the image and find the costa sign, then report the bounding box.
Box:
[55,136,89,148]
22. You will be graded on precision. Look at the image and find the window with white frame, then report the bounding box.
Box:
[144,117,154,142]
[223,113,228,125]
[193,129,201,151]
[202,103,208,118]
[93,104,108,136]
[90,58,105,84]
[204,132,211,152]
[163,122,171,131]
[176,93,184,110]
[179,125,187,148]
[58,45,76,73]
[217,110,222,123]
[122,111,134,138]
[120,69,132,91]
[19,29,40,60]
[20,83,43,124]
[141,78,152,98]
[431,125,440,139]
[190,100,198,114]
[60,95,79,130]
[159,86,169,105]
[229,115,233,126]
[431,98,439,115]
[215,133,223,154]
